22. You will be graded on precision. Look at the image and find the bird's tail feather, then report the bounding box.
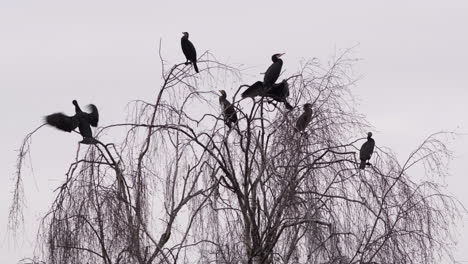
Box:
[193,62,199,73]
[359,160,366,169]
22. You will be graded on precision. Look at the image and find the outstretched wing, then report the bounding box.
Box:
[85,104,99,127]
[45,113,78,132]
[266,80,289,100]
[241,81,264,98]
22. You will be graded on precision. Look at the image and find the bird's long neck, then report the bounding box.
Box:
[220,95,229,104]
[182,35,188,41]
[272,54,282,63]
[74,103,82,113]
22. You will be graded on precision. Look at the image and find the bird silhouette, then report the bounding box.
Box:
[45,100,99,144]
[241,54,291,109]
[266,79,293,110]
[181,32,199,73]
[295,103,313,132]
[359,132,375,169]
[241,81,265,98]
[219,90,238,129]
[263,53,284,88]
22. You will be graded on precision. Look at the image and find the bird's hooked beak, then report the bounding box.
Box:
[277,53,285,57]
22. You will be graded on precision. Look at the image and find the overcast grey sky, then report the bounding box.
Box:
[1,1,467,263]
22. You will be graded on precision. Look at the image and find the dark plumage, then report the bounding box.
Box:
[266,79,293,110]
[45,100,99,144]
[45,113,78,132]
[295,103,313,132]
[181,32,199,73]
[264,53,284,87]
[241,81,264,98]
[219,90,238,128]
[241,80,293,109]
[241,55,291,109]
[359,132,375,169]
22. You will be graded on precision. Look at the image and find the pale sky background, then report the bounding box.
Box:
[0,1,467,263]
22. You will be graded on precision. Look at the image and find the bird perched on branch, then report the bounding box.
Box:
[264,53,284,88]
[242,54,291,109]
[219,90,238,129]
[45,100,99,144]
[295,103,313,132]
[242,79,293,110]
[181,32,199,73]
[359,132,375,169]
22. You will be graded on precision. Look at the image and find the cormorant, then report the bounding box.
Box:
[45,100,99,144]
[266,79,293,110]
[263,53,284,87]
[241,81,264,98]
[359,132,375,169]
[181,32,199,73]
[219,90,238,128]
[295,103,312,132]
[241,54,285,100]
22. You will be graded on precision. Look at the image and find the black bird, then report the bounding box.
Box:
[266,79,293,110]
[181,32,199,73]
[241,81,264,98]
[241,54,285,99]
[45,100,99,144]
[295,103,313,132]
[263,53,284,87]
[219,90,238,129]
[359,132,375,169]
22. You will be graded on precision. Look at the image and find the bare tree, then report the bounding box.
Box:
[11,47,462,264]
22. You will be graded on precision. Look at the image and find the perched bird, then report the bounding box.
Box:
[45,100,99,144]
[241,54,285,99]
[181,32,199,73]
[266,79,293,110]
[219,90,238,129]
[241,80,293,109]
[359,132,375,169]
[241,81,264,98]
[295,103,313,132]
[263,53,284,87]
